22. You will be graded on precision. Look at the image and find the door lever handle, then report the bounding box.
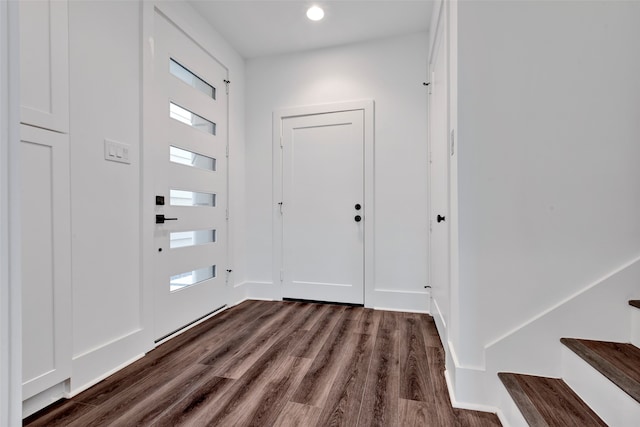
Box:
[156,214,178,224]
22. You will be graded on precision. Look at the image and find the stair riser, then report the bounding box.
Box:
[562,345,640,426]
[632,307,640,347]
[497,382,529,427]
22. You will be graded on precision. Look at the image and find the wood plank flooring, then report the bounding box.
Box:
[24,300,501,426]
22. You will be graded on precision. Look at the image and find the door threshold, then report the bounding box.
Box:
[282,298,363,308]
[154,304,227,345]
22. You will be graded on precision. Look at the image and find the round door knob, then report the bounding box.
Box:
[355,203,362,210]
[355,215,362,222]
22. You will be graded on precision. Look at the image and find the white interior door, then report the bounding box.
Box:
[281,110,365,305]
[429,22,451,327]
[152,12,228,341]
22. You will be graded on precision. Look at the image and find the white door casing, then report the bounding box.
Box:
[273,101,375,307]
[1,0,22,423]
[150,11,229,341]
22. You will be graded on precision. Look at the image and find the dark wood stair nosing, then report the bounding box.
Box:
[560,337,640,404]
[629,300,640,309]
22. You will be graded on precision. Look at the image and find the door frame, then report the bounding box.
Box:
[272,100,375,308]
[1,0,22,423]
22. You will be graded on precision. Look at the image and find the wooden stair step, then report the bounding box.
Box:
[630,300,640,309]
[498,372,606,426]
[561,338,640,404]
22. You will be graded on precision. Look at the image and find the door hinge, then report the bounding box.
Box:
[224,79,230,95]
[429,219,433,233]
[226,144,229,158]
[280,136,283,149]
[278,201,283,215]
[226,208,229,220]
[450,129,455,156]
[280,269,284,282]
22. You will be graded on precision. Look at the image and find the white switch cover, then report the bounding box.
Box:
[104,139,131,164]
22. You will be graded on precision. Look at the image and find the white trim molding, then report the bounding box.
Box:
[272,100,375,308]
[0,1,22,424]
[373,289,430,313]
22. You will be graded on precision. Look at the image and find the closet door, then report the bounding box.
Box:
[21,125,72,400]
[19,0,69,132]
[19,0,72,402]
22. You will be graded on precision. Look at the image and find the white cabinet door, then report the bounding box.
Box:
[19,0,69,133]
[20,124,72,400]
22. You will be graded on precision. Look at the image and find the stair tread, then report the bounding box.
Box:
[561,338,640,404]
[630,300,640,309]
[498,372,607,426]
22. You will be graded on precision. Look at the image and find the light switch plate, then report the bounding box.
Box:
[104,139,131,164]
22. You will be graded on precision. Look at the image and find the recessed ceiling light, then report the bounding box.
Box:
[306,5,324,21]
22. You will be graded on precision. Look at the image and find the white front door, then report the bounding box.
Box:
[151,12,228,341]
[281,110,365,304]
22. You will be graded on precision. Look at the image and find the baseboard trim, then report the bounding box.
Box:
[373,289,430,313]
[71,328,149,396]
[242,280,282,300]
[22,381,68,419]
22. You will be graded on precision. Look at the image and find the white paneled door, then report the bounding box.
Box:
[428,19,450,328]
[152,12,228,341]
[281,110,365,304]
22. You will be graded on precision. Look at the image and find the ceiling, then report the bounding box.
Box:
[188,1,434,59]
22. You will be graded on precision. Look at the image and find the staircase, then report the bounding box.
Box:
[499,300,640,426]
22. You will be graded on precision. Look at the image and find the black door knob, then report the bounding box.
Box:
[437,214,446,223]
[355,204,361,210]
[354,215,362,222]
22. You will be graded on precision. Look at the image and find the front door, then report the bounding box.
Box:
[281,110,365,304]
[151,12,228,341]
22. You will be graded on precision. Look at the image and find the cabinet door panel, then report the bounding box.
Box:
[21,125,71,400]
[19,0,69,133]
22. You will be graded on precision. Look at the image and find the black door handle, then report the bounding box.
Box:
[437,215,446,223]
[354,215,362,222]
[156,214,178,224]
[355,203,361,210]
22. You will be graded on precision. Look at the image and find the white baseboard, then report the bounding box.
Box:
[373,289,430,313]
[562,345,640,426]
[241,281,430,313]
[71,328,149,396]
[242,280,281,301]
[22,381,68,418]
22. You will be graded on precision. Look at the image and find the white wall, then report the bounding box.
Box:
[67,0,246,395]
[245,33,430,310]
[68,0,146,390]
[456,0,640,370]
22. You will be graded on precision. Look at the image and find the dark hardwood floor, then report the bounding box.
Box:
[24,300,501,426]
